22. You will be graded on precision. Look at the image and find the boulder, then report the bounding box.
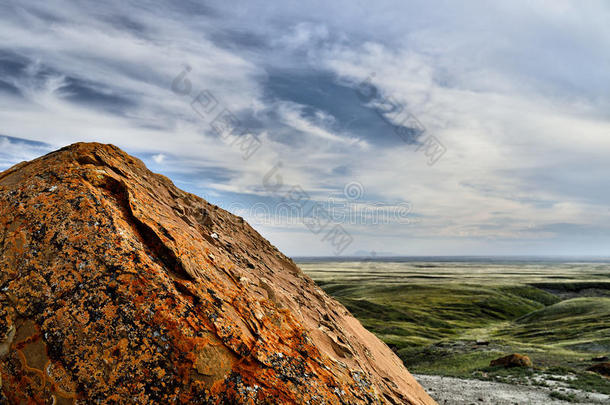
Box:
[0,143,435,404]
[490,354,533,368]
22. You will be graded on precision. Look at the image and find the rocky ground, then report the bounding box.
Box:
[415,374,610,405]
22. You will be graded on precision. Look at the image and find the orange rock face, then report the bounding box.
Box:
[0,143,435,404]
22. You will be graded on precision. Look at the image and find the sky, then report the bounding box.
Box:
[0,0,609,257]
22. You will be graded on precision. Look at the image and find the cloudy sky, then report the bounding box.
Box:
[1,0,609,256]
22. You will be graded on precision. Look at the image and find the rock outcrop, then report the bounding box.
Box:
[0,143,435,404]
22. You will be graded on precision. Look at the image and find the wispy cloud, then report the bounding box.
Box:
[1,0,609,255]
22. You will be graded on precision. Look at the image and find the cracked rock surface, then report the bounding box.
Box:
[0,142,435,404]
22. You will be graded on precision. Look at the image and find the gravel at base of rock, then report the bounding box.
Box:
[414,374,610,405]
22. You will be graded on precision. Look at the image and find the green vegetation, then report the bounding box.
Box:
[323,282,558,347]
[545,367,610,395]
[300,260,610,394]
[499,298,610,347]
[549,391,578,402]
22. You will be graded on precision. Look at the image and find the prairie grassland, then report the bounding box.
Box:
[299,260,610,393]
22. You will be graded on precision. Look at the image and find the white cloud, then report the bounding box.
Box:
[1,0,609,255]
[152,153,165,164]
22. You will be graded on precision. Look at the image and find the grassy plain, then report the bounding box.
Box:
[298,259,610,394]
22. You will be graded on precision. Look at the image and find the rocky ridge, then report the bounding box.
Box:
[0,142,435,404]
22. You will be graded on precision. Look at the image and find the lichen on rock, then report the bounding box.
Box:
[0,142,435,404]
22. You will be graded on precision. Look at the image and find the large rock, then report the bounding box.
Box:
[490,354,533,368]
[0,143,435,404]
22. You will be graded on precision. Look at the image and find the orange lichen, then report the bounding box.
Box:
[0,143,435,404]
